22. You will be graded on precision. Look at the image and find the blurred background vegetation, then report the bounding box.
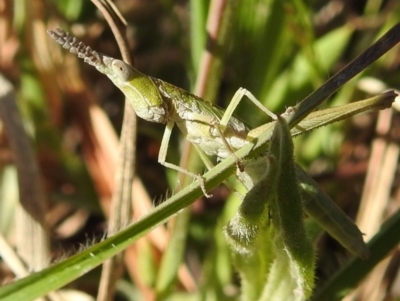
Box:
[0,0,400,300]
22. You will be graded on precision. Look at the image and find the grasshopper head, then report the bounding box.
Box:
[111,59,135,82]
[100,57,168,123]
[47,28,168,124]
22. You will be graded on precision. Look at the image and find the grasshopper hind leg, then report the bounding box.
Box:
[219,88,277,130]
[217,88,277,172]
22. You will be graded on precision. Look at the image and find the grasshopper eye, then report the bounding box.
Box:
[111,60,134,82]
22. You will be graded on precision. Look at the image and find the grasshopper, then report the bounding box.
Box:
[47,28,268,195]
[47,28,395,258]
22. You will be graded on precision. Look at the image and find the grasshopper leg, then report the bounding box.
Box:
[220,88,277,130]
[159,121,213,198]
[217,87,277,171]
[183,112,245,172]
[209,117,245,172]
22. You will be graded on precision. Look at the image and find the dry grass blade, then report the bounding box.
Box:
[349,108,399,301]
[0,74,52,299]
[89,1,135,300]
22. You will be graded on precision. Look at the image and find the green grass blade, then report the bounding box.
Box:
[311,209,400,301]
[0,126,269,301]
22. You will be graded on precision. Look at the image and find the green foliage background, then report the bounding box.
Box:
[0,0,400,300]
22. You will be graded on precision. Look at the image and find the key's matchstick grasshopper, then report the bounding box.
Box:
[48,27,396,259]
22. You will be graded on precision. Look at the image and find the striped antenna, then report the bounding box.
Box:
[47,28,102,67]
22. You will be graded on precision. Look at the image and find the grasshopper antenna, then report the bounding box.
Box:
[47,28,102,67]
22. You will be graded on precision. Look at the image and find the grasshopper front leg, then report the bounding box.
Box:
[157,120,213,198]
